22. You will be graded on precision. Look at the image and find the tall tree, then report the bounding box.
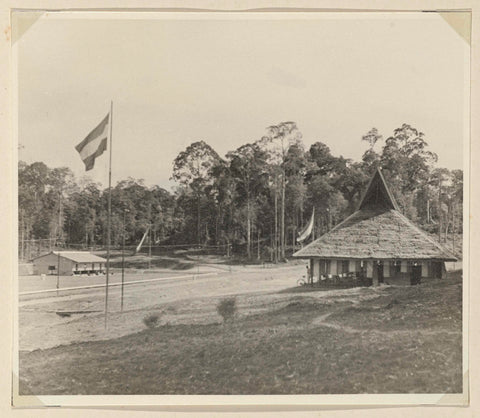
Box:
[284,142,308,249]
[65,181,102,246]
[381,124,437,192]
[257,121,302,260]
[206,160,236,248]
[378,124,438,220]
[227,143,268,258]
[305,142,351,234]
[361,127,382,149]
[46,167,76,242]
[171,141,222,244]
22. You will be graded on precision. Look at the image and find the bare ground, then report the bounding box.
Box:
[18,265,463,395]
[18,263,308,351]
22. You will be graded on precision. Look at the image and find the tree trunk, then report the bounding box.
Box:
[58,188,63,241]
[20,223,24,261]
[438,216,442,242]
[197,194,201,245]
[452,202,456,254]
[270,224,273,262]
[246,199,251,259]
[26,223,32,260]
[300,199,304,227]
[281,172,285,260]
[257,227,260,260]
[250,216,254,257]
[444,213,449,244]
[274,181,278,263]
[292,227,295,253]
[427,199,430,224]
[438,183,442,242]
[25,229,29,261]
[20,210,24,261]
[312,210,315,241]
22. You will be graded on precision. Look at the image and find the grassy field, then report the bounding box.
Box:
[19,271,462,395]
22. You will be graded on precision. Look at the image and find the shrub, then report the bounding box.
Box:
[216,297,237,323]
[143,313,160,329]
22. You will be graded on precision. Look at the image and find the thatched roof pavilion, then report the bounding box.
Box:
[293,168,457,286]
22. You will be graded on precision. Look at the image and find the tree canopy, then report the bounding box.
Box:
[19,122,462,261]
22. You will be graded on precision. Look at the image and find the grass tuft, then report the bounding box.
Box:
[143,313,160,329]
[216,297,237,323]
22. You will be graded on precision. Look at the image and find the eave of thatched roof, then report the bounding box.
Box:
[293,207,457,261]
[293,168,457,262]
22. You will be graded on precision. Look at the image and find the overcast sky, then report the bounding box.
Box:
[16,12,468,190]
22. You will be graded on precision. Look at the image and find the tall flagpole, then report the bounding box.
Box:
[105,101,113,329]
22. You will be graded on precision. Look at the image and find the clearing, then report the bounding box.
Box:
[18,263,462,395]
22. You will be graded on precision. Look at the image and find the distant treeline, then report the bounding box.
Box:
[18,123,462,261]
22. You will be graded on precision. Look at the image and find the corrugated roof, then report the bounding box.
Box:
[293,169,457,261]
[36,251,107,263]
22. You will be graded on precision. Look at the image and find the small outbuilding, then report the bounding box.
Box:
[293,168,457,286]
[32,251,107,276]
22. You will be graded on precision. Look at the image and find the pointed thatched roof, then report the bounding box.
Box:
[357,167,400,211]
[293,168,457,261]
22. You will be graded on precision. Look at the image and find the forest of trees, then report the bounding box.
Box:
[18,123,463,261]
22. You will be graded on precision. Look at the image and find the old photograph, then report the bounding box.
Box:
[12,10,469,405]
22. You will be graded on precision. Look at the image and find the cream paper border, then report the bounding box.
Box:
[2,3,477,417]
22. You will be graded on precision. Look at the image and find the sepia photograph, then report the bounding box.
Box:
[11,10,469,406]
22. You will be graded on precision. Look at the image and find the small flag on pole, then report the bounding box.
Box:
[75,113,110,171]
[297,208,314,243]
[135,227,150,254]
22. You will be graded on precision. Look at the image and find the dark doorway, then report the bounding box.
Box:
[358,267,370,286]
[432,262,442,279]
[376,263,384,284]
[411,265,422,285]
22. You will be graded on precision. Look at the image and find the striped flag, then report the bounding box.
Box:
[135,227,150,254]
[75,113,110,171]
[297,208,314,243]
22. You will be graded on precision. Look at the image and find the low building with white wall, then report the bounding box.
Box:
[293,169,456,286]
[32,251,107,276]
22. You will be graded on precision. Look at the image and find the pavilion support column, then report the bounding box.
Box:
[310,259,314,284]
[330,259,337,276]
[421,261,429,278]
[366,260,373,278]
[372,262,379,287]
[383,261,390,278]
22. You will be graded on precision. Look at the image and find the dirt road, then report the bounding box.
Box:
[19,263,311,351]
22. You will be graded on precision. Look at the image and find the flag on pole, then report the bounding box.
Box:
[297,208,314,243]
[135,227,150,254]
[75,113,110,171]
